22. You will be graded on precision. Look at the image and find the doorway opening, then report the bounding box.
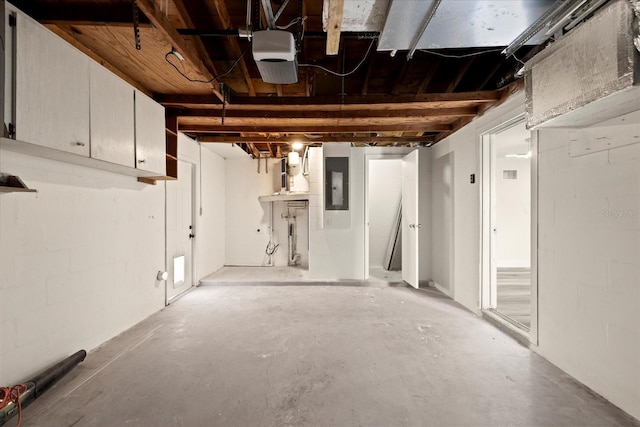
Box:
[482,117,533,335]
[366,157,403,284]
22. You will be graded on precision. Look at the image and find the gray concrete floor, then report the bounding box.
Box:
[18,281,639,427]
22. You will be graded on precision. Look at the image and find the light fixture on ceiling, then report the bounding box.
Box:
[292,141,304,151]
[505,151,532,159]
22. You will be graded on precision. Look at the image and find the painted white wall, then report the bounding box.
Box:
[176,136,226,280]
[431,152,454,295]
[368,159,402,268]
[224,157,275,265]
[434,91,639,419]
[309,143,365,279]
[0,150,165,384]
[225,155,310,266]
[536,112,640,420]
[198,146,227,277]
[431,91,528,312]
[309,145,414,280]
[494,156,531,268]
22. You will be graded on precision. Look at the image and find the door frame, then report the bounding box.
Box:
[480,114,539,345]
[364,154,404,280]
[165,159,197,305]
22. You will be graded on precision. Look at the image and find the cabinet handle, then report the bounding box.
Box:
[138,159,146,164]
[74,142,86,147]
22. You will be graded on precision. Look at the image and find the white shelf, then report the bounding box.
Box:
[0,137,165,179]
[258,193,310,202]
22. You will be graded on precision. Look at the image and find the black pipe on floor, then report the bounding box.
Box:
[0,350,86,426]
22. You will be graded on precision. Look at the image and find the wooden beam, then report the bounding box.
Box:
[179,123,452,133]
[361,50,376,95]
[203,0,256,96]
[198,135,436,144]
[14,3,149,27]
[326,0,344,55]
[157,91,502,108]
[172,0,221,85]
[135,0,223,101]
[445,57,476,93]
[391,61,411,95]
[417,58,440,94]
[267,143,277,157]
[474,59,505,91]
[434,79,524,143]
[247,143,260,158]
[173,107,477,119]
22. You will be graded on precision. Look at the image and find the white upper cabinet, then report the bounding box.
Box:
[134,90,166,176]
[89,62,135,167]
[15,11,90,156]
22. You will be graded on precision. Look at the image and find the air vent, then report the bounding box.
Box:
[503,170,518,180]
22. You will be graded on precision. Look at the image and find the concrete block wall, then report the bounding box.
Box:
[224,154,311,267]
[0,151,165,384]
[536,113,640,419]
[224,156,279,266]
[434,92,638,418]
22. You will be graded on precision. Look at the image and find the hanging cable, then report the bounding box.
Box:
[511,52,526,66]
[299,38,376,77]
[276,16,306,30]
[165,49,248,84]
[418,47,503,58]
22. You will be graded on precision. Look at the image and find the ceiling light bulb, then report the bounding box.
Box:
[292,141,304,151]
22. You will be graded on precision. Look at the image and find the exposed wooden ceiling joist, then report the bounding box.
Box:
[171,107,477,119]
[325,0,345,55]
[157,91,502,110]
[197,135,436,144]
[445,57,476,93]
[172,0,221,87]
[204,0,256,96]
[13,3,148,27]
[135,0,224,101]
[178,123,452,133]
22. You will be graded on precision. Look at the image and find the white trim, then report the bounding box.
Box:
[364,154,405,280]
[480,114,538,342]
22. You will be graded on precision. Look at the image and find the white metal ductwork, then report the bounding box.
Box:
[524,0,640,128]
[252,30,298,84]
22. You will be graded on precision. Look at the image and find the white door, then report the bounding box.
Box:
[134,90,166,175]
[166,160,194,303]
[402,150,420,288]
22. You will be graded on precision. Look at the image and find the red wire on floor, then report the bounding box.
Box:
[0,384,28,427]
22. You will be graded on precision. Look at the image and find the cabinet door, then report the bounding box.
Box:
[89,62,134,167]
[15,12,90,155]
[134,90,166,175]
